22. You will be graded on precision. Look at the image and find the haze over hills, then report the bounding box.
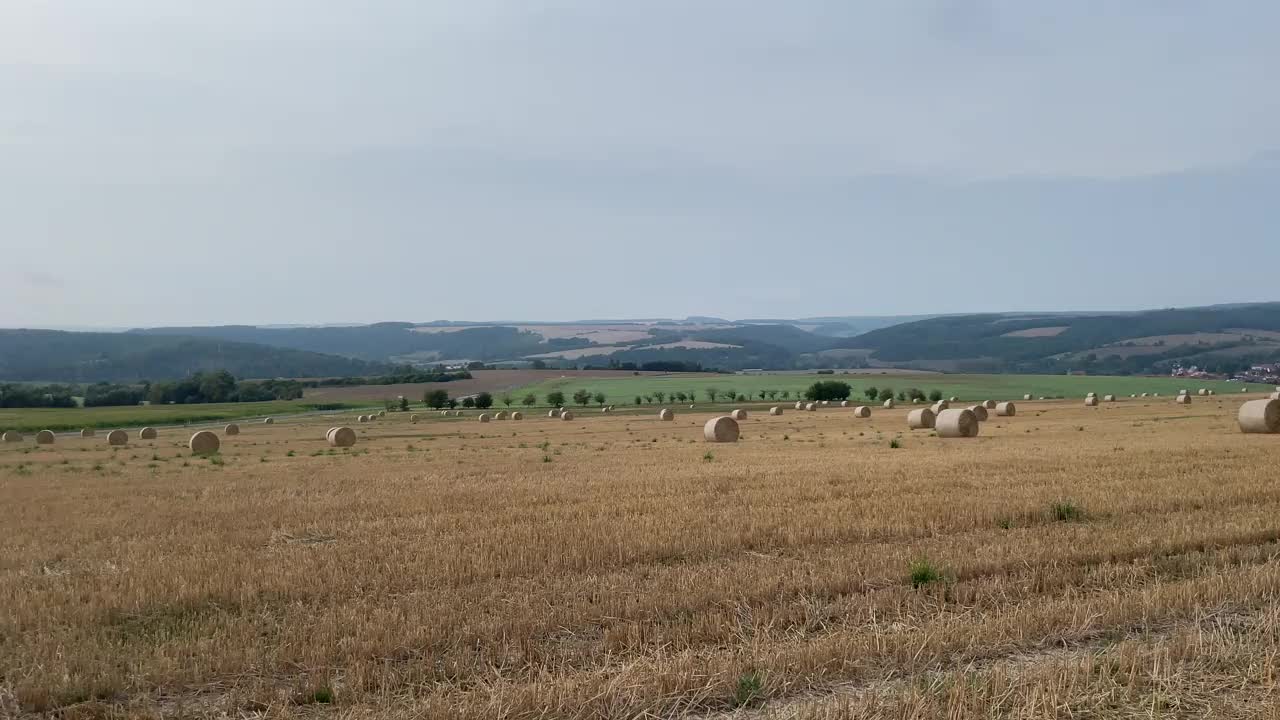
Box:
[3,303,1279,382]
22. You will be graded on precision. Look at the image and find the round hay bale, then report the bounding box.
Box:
[907,408,935,429]
[689,404,696,409]
[80,428,95,438]
[805,402,818,411]
[1271,391,1280,401]
[1178,389,1189,396]
[548,409,559,418]
[769,406,783,416]
[452,410,463,416]
[327,426,356,447]
[852,406,871,418]
[263,417,274,424]
[912,398,921,404]
[936,408,980,438]
[840,400,850,408]
[410,414,420,422]
[1141,392,1149,397]
[106,429,127,446]
[139,427,157,440]
[1084,397,1098,407]
[794,401,805,410]
[1130,394,1136,398]
[1237,399,1280,434]
[440,410,450,416]
[1176,394,1191,405]
[1198,388,1208,396]
[1208,390,1215,396]
[1242,387,1249,393]
[189,430,220,455]
[948,396,958,403]
[2,431,22,443]
[601,407,611,414]
[730,409,748,421]
[560,410,574,421]
[883,398,895,409]
[35,430,55,445]
[1086,392,1096,399]
[1023,394,1033,401]
[358,415,368,423]
[494,411,508,420]
[966,405,989,421]
[1153,393,1160,397]
[510,411,523,420]
[703,416,739,443]
[478,414,491,423]
[822,400,830,406]
[377,411,386,417]
[224,423,240,435]
[982,400,996,410]
[1039,396,1047,400]
[930,400,949,414]
[995,401,1016,417]
[1103,395,1115,402]
[659,409,674,421]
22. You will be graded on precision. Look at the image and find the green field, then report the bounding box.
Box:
[505,372,1261,406]
[0,400,363,434]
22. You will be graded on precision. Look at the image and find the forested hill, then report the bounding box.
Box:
[0,330,388,382]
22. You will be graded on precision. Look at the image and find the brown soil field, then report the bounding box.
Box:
[3,394,1279,718]
[303,369,672,403]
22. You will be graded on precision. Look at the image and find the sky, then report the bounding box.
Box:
[2,0,1279,328]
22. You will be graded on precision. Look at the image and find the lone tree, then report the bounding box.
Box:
[878,387,895,402]
[474,392,494,409]
[521,393,537,407]
[654,391,665,403]
[635,395,643,405]
[864,386,879,401]
[705,388,718,402]
[501,394,513,408]
[461,396,475,408]
[593,391,606,406]
[928,390,943,402]
[398,397,410,412]
[572,389,592,406]
[804,380,852,401]
[424,389,450,409]
[547,391,566,408]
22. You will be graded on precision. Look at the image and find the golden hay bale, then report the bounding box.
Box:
[659,409,675,421]
[327,426,356,447]
[440,410,450,416]
[995,401,1016,417]
[1141,392,1149,397]
[703,416,739,443]
[560,410,574,421]
[1086,392,1097,398]
[852,406,871,418]
[948,396,958,403]
[189,430,220,455]
[358,415,368,423]
[730,409,748,421]
[139,427,157,440]
[478,414,491,423]
[1084,397,1098,407]
[907,408,935,430]
[549,409,560,418]
[930,400,949,414]
[35,430,55,445]
[794,401,805,410]
[80,428,95,438]
[3,431,24,442]
[410,414,420,422]
[912,398,921,404]
[106,429,127,446]
[1197,388,1208,396]
[769,407,783,416]
[511,411,523,420]
[377,411,386,417]
[224,423,240,435]
[982,400,996,409]
[822,400,830,406]
[966,405,988,421]
[1130,394,1136,398]
[805,402,818,411]
[494,411,508,420]
[1208,390,1215,396]
[601,407,611,414]
[936,408,980,438]
[263,417,274,424]
[1153,393,1160,397]
[689,404,696,409]
[840,400,850,408]
[1270,391,1280,401]
[1176,394,1191,405]
[1103,395,1115,402]
[1023,394,1033,401]
[1237,399,1280,434]
[883,398,895,409]
[1178,389,1189,396]
[1242,388,1249,393]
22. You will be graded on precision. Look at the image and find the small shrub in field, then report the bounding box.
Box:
[703,452,714,462]
[997,516,1013,529]
[889,438,901,449]
[910,558,941,588]
[286,450,296,457]
[734,670,764,707]
[1051,501,1084,522]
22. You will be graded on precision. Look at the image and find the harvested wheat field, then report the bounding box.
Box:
[3,396,1280,719]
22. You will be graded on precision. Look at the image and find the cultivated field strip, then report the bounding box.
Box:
[1,397,1278,717]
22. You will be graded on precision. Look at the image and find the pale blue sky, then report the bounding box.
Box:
[2,1,1278,327]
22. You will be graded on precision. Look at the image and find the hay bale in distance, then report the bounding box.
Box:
[263,417,274,425]
[494,411,508,420]
[794,401,805,410]
[936,408,980,438]
[769,406,783,416]
[1103,395,1115,402]
[327,426,357,447]
[659,409,675,421]
[995,401,1016,417]
[35,430,55,445]
[930,400,949,414]
[840,400,850,408]
[883,398,895,409]
[106,430,127,446]
[224,423,240,435]
[1176,394,1191,405]
[1198,388,1208,396]
[730,409,748,421]
[703,416,740,443]
[852,406,871,418]
[548,409,559,417]
[966,405,988,421]
[907,408,935,430]
[410,414,420,422]
[358,415,368,423]
[511,411,523,420]
[1085,397,1099,407]
[1238,399,1280,434]
[189,430,220,455]
[601,407,611,414]
[478,413,491,423]
[982,400,996,409]
[1269,391,1280,400]
[80,428,95,438]
[822,400,830,406]
[560,410,574,421]
[139,427,158,440]
[948,396,958,403]
[1023,394,1033,401]
[2,431,23,443]
[805,402,818,411]
[377,411,386,417]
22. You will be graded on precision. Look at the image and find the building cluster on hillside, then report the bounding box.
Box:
[1234,364,1280,385]
[1170,364,1216,379]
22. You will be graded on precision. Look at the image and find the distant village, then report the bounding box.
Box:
[1173,362,1280,385]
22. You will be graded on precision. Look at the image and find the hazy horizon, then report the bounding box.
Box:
[4,1,1279,327]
